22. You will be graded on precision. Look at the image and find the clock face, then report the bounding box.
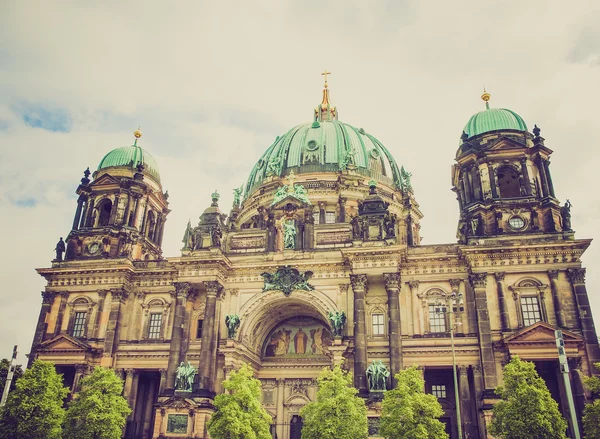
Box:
[87,242,100,255]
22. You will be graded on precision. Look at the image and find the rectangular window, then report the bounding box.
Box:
[325,212,336,224]
[372,314,385,335]
[431,384,447,399]
[429,305,447,333]
[313,212,320,224]
[72,312,86,338]
[148,313,162,339]
[196,319,204,339]
[521,296,542,326]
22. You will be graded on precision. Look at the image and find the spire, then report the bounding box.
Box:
[314,70,338,122]
[133,127,142,146]
[481,88,491,110]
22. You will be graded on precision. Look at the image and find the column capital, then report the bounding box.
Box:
[449,279,461,290]
[567,268,586,285]
[205,280,224,297]
[110,288,129,303]
[383,273,401,291]
[60,291,70,299]
[494,272,505,282]
[407,280,420,290]
[350,274,368,292]
[174,282,191,297]
[469,272,488,289]
[547,269,559,280]
[41,291,57,304]
[457,365,469,375]
[97,289,108,299]
[159,368,168,378]
[125,368,137,378]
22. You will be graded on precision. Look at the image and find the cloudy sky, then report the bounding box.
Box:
[1,1,599,365]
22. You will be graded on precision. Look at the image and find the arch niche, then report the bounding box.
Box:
[237,288,337,357]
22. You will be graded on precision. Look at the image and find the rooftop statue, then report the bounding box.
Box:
[55,237,66,261]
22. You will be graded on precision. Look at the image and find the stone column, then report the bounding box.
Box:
[276,378,285,439]
[166,282,190,391]
[92,290,108,339]
[318,201,326,224]
[198,281,223,395]
[79,197,89,229]
[72,196,85,231]
[158,217,166,247]
[54,292,70,336]
[384,273,402,385]
[338,197,346,223]
[568,357,587,426]
[408,281,420,335]
[543,160,556,197]
[472,365,486,439]
[487,163,498,199]
[458,365,475,439]
[122,192,132,226]
[72,364,89,393]
[567,268,600,366]
[132,195,142,228]
[547,270,566,327]
[471,165,482,201]
[84,198,95,227]
[537,157,550,197]
[103,289,129,359]
[494,272,510,331]
[28,292,57,366]
[140,198,149,233]
[461,176,471,205]
[469,273,497,390]
[350,274,368,395]
[519,158,533,196]
[449,279,466,334]
[109,194,120,225]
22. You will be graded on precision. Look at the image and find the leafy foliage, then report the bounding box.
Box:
[207,364,273,439]
[489,356,567,439]
[63,367,131,439]
[379,365,448,439]
[0,360,68,439]
[0,358,23,394]
[583,362,600,439]
[300,365,368,439]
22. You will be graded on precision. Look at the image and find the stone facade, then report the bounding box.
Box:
[29,90,599,439]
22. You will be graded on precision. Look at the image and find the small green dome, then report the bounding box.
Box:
[244,120,402,196]
[97,144,161,183]
[463,107,528,140]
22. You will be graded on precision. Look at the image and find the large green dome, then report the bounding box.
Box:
[244,119,402,197]
[97,143,161,183]
[463,107,528,140]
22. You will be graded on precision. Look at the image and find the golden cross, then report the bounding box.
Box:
[321,69,331,88]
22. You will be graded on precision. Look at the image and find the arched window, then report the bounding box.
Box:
[510,278,548,328]
[497,166,521,198]
[67,296,95,338]
[97,199,112,226]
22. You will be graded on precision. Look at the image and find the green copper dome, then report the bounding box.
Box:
[244,120,402,196]
[463,107,528,140]
[97,144,161,183]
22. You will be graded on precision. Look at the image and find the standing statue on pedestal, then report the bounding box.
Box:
[283,219,296,249]
[175,361,197,392]
[328,311,346,337]
[225,314,241,339]
[55,237,66,261]
[561,199,572,231]
[366,360,390,392]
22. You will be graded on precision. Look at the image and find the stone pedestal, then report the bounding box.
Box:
[153,396,215,439]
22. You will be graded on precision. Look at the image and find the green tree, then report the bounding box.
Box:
[583,362,600,439]
[63,366,131,439]
[0,358,23,394]
[379,365,448,439]
[300,364,368,439]
[489,356,567,439]
[0,359,68,439]
[207,364,272,439]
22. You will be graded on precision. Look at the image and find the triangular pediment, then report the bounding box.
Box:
[39,334,91,351]
[270,196,311,210]
[504,321,583,346]
[90,174,121,187]
[486,136,527,152]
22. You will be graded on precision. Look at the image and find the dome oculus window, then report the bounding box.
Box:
[370,149,381,159]
[306,140,319,151]
[508,216,525,230]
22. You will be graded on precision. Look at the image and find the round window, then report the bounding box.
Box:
[370,149,381,159]
[306,140,319,151]
[508,216,525,230]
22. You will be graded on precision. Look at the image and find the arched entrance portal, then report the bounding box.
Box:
[290,415,303,439]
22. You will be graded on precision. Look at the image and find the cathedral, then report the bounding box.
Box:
[28,75,600,439]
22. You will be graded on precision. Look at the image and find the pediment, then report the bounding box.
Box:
[270,196,311,211]
[485,136,526,151]
[39,334,91,351]
[90,174,121,187]
[503,322,583,346]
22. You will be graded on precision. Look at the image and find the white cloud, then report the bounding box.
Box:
[1,0,600,365]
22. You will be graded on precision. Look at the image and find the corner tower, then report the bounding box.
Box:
[452,91,566,243]
[65,130,170,261]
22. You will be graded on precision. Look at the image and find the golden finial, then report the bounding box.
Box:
[133,127,142,145]
[481,88,491,109]
[321,69,331,89]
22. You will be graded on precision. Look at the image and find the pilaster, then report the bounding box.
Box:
[383,273,402,385]
[469,272,497,390]
[350,274,368,395]
[567,268,600,366]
